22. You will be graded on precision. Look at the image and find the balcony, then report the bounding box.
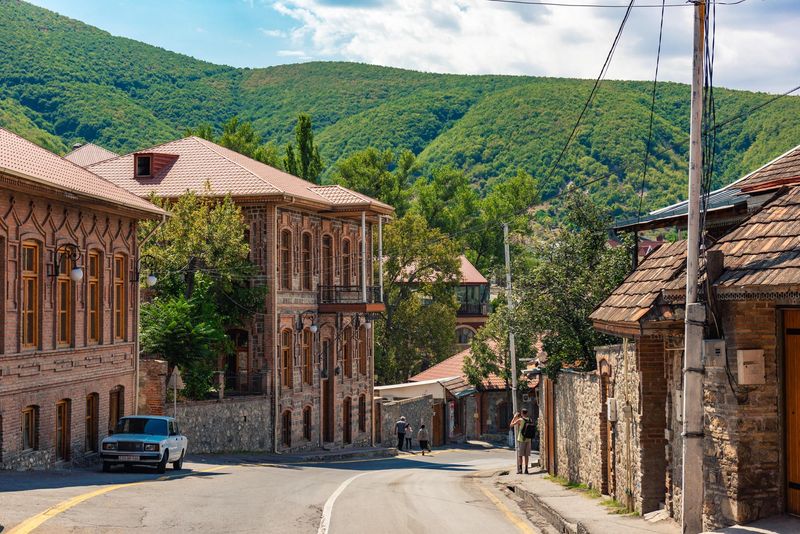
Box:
[318,285,385,313]
[457,302,490,316]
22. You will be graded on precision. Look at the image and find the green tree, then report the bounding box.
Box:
[411,166,480,237]
[331,147,415,216]
[375,213,461,383]
[284,114,322,183]
[514,190,630,377]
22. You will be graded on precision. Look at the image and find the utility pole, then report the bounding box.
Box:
[682,1,706,533]
[503,223,519,416]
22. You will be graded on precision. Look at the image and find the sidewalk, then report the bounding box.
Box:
[502,470,679,534]
[190,445,398,465]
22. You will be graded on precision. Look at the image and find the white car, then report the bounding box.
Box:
[101,416,188,473]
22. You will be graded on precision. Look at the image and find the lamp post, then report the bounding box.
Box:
[133,253,159,415]
[53,243,84,282]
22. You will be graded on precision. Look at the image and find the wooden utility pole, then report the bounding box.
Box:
[682,1,706,532]
[503,223,519,416]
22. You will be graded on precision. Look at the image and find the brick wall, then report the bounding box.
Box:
[139,359,167,416]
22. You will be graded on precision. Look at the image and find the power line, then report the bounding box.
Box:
[710,83,800,134]
[487,0,745,7]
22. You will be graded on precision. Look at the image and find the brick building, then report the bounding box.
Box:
[0,128,164,469]
[454,255,490,348]
[86,136,393,452]
[539,143,800,530]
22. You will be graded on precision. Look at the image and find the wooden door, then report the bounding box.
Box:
[432,403,444,446]
[322,339,334,442]
[785,310,800,515]
[601,372,615,496]
[374,401,382,444]
[544,377,556,475]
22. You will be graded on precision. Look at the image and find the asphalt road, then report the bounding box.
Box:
[0,448,540,534]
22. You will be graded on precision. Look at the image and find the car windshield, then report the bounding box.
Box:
[115,418,168,436]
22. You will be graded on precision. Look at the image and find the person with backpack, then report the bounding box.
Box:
[511,408,535,474]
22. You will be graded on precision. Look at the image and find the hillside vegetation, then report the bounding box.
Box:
[2,0,800,217]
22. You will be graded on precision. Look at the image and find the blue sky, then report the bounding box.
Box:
[27,0,800,93]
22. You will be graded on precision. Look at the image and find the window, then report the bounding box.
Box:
[109,387,124,434]
[85,393,99,453]
[87,252,100,343]
[56,400,70,461]
[280,230,292,290]
[282,410,292,447]
[135,155,151,177]
[114,255,127,340]
[343,397,352,444]
[303,406,312,441]
[456,326,476,345]
[358,395,366,433]
[343,326,353,378]
[342,239,351,285]
[301,233,312,291]
[21,241,39,348]
[322,235,333,287]
[22,406,38,450]
[302,329,313,385]
[281,329,293,389]
[358,325,367,375]
[56,253,73,346]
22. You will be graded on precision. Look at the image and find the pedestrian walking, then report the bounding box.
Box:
[395,416,407,450]
[405,424,413,451]
[510,409,534,474]
[417,425,430,456]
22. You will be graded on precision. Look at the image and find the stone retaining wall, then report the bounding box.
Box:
[378,395,433,448]
[175,396,272,454]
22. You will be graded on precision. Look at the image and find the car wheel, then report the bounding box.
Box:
[157,452,168,474]
[172,451,184,471]
[102,462,111,473]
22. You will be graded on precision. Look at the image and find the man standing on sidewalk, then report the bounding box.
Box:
[395,416,408,451]
[510,409,533,474]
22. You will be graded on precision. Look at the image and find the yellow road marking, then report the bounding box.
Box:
[6,465,229,534]
[479,484,537,534]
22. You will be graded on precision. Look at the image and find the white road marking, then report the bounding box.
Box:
[316,472,369,534]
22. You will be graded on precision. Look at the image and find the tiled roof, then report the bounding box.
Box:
[459,255,488,284]
[712,186,800,290]
[738,144,800,192]
[0,128,164,217]
[64,143,118,167]
[410,347,508,390]
[590,240,686,330]
[89,137,393,214]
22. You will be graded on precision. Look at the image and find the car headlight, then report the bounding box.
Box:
[143,443,159,452]
[103,442,117,451]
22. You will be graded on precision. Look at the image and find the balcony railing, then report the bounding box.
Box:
[457,302,490,316]
[318,285,382,305]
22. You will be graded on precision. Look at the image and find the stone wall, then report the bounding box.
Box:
[378,395,433,449]
[552,370,603,491]
[175,397,272,454]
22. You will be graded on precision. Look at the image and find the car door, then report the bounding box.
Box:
[167,421,177,461]
[173,421,185,456]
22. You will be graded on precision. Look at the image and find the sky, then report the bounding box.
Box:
[27,0,800,93]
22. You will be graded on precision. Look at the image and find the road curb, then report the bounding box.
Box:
[509,483,589,534]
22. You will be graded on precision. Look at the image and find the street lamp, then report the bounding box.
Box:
[53,243,83,282]
[136,253,158,287]
[296,309,319,333]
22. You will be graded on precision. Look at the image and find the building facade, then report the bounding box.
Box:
[454,255,490,349]
[0,128,164,470]
[87,136,392,452]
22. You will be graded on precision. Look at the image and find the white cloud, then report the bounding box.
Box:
[268,0,800,93]
[277,49,313,60]
[259,27,287,38]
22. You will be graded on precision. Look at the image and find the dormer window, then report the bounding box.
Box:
[135,155,152,177]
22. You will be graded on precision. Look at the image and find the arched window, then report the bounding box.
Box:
[497,400,510,431]
[56,251,74,347]
[21,241,40,349]
[301,233,312,291]
[303,406,312,441]
[282,328,293,389]
[455,326,476,345]
[113,254,127,340]
[358,394,366,433]
[302,328,313,385]
[343,397,352,444]
[282,410,292,447]
[342,239,351,285]
[108,386,124,434]
[86,393,99,453]
[280,230,292,290]
[343,326,353,378]
[56,399,71,461]
[87,251,101,344]
[322,235,333,287]
[22,405,39,450]
[358,325,367,375]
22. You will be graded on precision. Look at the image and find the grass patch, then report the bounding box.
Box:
[600,497,638,516]
[544,475,601,499]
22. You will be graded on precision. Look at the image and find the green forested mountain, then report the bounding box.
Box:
[2,0,800,217]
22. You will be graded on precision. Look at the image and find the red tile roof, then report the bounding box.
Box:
[64,143,118,167]
[0,128,164,217]
[410,347,508,390]
[89,137,393,214]
[459,255,488,284]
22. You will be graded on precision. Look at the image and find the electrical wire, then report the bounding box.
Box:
[487,0,745,7]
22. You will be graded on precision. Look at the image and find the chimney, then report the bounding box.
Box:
[72,143,83,150]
